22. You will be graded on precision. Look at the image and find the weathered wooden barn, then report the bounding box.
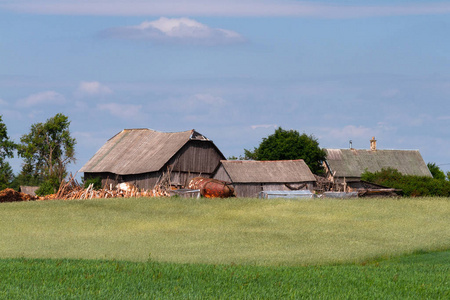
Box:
[213,160,316,198]
[324,137,431,189]
[79,129,225,189]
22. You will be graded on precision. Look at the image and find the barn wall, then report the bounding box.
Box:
[262,184,290,191]
[121,171,209,190]
[169,171,208,188]
[84,172,119,188]
[212,165,232,182]
[234,183,263,198]
[169,140,224,174]
[121,172,161,190]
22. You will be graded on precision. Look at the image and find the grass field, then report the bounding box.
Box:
[1,196,449,298]
[0,251,448,298]
[0,196,449,265]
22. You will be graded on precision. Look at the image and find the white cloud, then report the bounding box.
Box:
[2,1,450,18]
[97,102,144,119]
[101,17,244,45]
[251,124,277,130]
[76,81,113,97]
[17,91,66,107]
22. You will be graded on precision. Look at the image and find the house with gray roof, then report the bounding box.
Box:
[80,129,225,190]
[324,137,431,189]
[213,160,316,198]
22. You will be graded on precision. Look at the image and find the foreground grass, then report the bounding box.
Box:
[0,251,448,299]
[0,197,449,265]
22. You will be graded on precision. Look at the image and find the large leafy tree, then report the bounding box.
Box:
[17,113,76,192]
[0,115,16,189]
[244,127,326,174]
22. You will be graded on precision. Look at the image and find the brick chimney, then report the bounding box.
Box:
[370,137,377,151]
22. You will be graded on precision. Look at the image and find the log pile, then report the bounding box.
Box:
[0,188,38,203]
[43,175,171,200]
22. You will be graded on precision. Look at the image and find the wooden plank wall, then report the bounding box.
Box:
[169,140,223,174]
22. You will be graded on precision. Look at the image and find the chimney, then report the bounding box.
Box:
[370,137,377,151]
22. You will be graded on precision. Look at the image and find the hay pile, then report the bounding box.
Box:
[0,188,38,203]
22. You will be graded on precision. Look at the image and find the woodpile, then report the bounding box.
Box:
[44,175,171,200]
[0,188,38,203]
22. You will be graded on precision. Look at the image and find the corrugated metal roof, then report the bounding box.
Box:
[324,149,432,178]
[79,129,208,175]
[220,160,316,183]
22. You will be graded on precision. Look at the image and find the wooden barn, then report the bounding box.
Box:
[324,137,431,190]
[79,129,225,190]
[213,160,316,198]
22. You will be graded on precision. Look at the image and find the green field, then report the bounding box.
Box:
[0,196,449,298]
[0,251,449,298]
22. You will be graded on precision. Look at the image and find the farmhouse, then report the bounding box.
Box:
[324,137,431,189]
[80,129,225,190]
[213,160,316,198]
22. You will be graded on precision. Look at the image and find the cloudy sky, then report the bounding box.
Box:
[2,0,450,176]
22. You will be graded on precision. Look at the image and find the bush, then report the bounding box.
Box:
[83,177,102,190]
[35,180,57,196]
[361,168,450,197]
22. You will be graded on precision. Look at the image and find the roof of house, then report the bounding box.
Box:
[218,160,316,183]
[324,149,431,178]
[79,129,219,175]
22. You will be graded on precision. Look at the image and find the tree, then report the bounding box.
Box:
[17,113,76,193]
[0,115,16,189]
[427,162,446,180]
[244,127,326,174]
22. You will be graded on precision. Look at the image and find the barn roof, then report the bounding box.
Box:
[79,129,218,175]
[219,160,316,183]
[324,149,431,178]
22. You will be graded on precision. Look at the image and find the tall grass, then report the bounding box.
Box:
[0,197,449,265]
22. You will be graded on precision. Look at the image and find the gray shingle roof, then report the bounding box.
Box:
[219,160,316,183]
[79,129,208,175]
[324,149,431,178]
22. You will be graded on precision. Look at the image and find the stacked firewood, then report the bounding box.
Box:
[48,175,170,200]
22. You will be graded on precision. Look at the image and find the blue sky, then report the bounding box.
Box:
[1,0,450,176]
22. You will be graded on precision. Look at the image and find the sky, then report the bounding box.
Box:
[1,0,450,177]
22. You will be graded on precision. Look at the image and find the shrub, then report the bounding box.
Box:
[83,177,102,190]
[361,168,450,197]
[35,179,58,196]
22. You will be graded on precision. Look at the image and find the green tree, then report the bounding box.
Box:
[0,115,16,190]
[427,162,446,180]
[244,127,326,174]
[17,113,76,194]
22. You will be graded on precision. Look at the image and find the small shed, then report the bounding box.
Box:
[213,160,316,198]
[19,186,39,196]
[80,129,225,190]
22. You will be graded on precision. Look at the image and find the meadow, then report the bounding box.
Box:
[0,196,449,298]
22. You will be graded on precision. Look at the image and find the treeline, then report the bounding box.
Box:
[361,166,450,197]
[0,114,76,196]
